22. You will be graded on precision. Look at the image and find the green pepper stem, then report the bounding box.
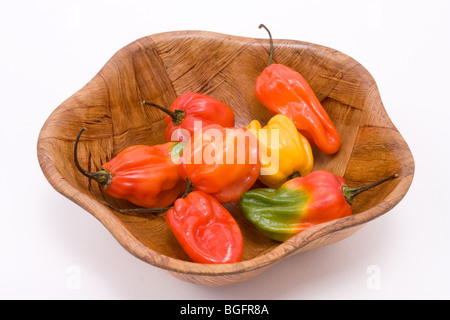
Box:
[259,24,274,67]
[343,173,399,205]
[103,201,172,215]
[74,127,112,189]
[181,178,196,198]
[143,100,185,125]
[287,171,301,180]
[103,178,196,215]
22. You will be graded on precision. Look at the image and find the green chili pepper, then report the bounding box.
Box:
[239,170,398,242]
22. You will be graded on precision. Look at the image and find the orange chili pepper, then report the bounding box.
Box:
[178,124,260,203]
[74,128,186,208]
[255,24,341,155]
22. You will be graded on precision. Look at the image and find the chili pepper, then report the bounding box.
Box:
[247,114,314,189]
[74,128,187,208]
[255,24,341,155]
[178,124,260,203]
[166,189,243,264]
[103,181,243,264]
[143,92,235,142]
[239,170,398,242]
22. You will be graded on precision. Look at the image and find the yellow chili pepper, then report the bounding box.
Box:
[247,114,314,189]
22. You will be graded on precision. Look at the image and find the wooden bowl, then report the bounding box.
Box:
[37,30,414,286]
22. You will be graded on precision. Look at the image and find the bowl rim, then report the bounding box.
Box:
[35,151,414,276]
[37,30,415,277]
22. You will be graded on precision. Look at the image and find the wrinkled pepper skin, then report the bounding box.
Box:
[102,143,187,208]
[255,63,341,155]
[247,114,314,189]
[145,92,235,142]
[178,125,260,203]
[74,128,186,208]
[166,190,243,264]
[240,170,398,242]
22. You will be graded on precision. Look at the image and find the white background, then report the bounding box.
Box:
[1,0,449,300]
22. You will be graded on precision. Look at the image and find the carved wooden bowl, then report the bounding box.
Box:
[37,30,414,286]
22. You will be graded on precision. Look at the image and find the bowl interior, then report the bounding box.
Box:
[38,31,414,270]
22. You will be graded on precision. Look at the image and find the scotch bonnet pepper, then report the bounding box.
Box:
[178,124,260,203]
[255,25,341,155]
[74,128,186,208]
[239,170,398,242]
[166,190,243,264]
[247,114,314,189]
[143,92,235,142]
[103,182,244,264]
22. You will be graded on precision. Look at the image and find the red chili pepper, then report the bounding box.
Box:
[143,92,235,142]
[254,25,341,155]
[103,182,244,264]
[178,124,260,203]
[74,128,186,208]
[166,190,243,264]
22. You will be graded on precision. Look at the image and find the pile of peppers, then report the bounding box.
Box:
[73,25,398,264]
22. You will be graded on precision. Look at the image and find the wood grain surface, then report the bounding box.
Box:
[37,30,415,286]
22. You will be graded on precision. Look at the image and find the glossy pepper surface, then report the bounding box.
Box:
[143,92,235,142]
[166,190,244,264]
[239,170,398,242]
[178,124,260,203]
[255,25,341,155]
[74,128,186,208]
[247,114,314,189]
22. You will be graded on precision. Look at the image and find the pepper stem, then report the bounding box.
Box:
[287,171,301,180]
[103,201,172,215]
[259,24,274,67]
[343,173,399,205]
[181,178,196,198]
[143,100,185,125]
[103,178,196,215]
[74,128,112,189]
